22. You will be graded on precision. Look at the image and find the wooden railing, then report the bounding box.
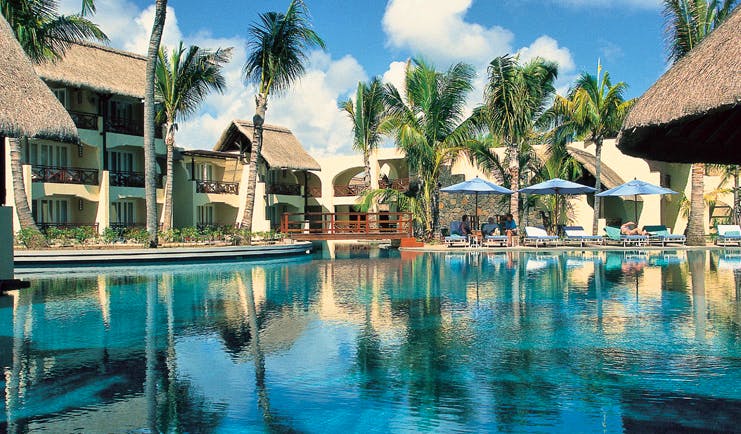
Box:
[108,116,163,138]
[110,171,163,188]
[379,177,410,191]
[196,180,239,195]
[307,186,322,197]
[69,110,99,130]
[38,222,99,232]
[267,183,302,196]
[334,184,368,197]
[280,212,414,239]
[32,165,99,185]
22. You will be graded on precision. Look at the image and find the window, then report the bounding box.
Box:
[34,199,68,224]
[195,163,213,181]
[52,88,68,108]
[110,100,134,123]
[37,143,69,167]
[109,151,135,172]
[197,205,214,225]
[111,201,135,225]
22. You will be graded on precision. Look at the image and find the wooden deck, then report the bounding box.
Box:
[280,212,414,241]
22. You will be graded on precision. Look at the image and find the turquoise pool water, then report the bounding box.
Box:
[2,249,740,432]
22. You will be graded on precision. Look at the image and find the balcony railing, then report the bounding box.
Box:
[267,183,302,196]
[69,110,99,130]
[110,170,163,188]
[108,116,163,138]
[32,165,99,185]
[38,222,99,233]
[196,179,239,195]
[307,186,322,197]
[334,184,368,197]
[379,177,410,191]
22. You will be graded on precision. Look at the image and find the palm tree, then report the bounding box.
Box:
[1,0,108,63]
[554,62,634,235]
[478,55,558,224]
[3,0,106,234]
[663,0,737,245]
[340,77,385,190]
[156,42,232,230]
[240,0,325,233]
[143,0,167,248]
[382,59,478,238]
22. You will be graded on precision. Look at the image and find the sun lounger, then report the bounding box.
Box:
[643,225,686,246]
[604,226,648,246]
[523,226,560,247]
[563,226,604,246]
[717,224,741,246]
[482,234,508,247]
[444,221,469,247]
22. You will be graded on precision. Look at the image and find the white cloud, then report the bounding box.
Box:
[382,0,513,64]
[518,35,575,73]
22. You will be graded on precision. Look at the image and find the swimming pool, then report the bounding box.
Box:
[1,249,740,432]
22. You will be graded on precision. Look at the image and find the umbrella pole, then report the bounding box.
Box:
[634,194,638,224]
[475,192,479,230]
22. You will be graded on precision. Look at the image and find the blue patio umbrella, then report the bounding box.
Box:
[596,179,678,222]
[519,178,597,231]
[441,177,513,227]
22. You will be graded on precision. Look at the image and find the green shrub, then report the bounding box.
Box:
[124,227,149,244]
[16,228,47,248]
[102,227,119,243]
[180,226,199,242]
[72,226,97,243]
[161,228,182,243]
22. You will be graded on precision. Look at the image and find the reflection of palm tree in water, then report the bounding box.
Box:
[235,272,293,432]
[355,261,386,395]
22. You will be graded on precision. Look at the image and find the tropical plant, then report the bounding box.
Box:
[381,59,479,238]
[1,0,108,63]
[663,0,737,244]
[156,42,232,230]
[143,0,167,247]
[553,62,634,235]
[240,0,325,235]
[341,77,385,190]
[477,54,558,224]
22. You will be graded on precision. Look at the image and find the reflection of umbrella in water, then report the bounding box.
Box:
[441,176,513,228]
[596,179,678,223]
[717,254,741,270]
[519,178,596,234]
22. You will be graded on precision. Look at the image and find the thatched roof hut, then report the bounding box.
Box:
[34,42,147,99]
[566,147,627,190]
[0,16,77,142]
[213,120,321,171]
[617,7,741,164]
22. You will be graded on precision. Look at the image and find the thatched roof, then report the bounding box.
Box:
[567,147,627,190]
[34,42,146,99]
[181,149,241,160]
[618,7,741,164]
[213,120,321,171]
[0,16,77,142]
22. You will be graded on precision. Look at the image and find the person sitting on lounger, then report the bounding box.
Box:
[620,221,647,236]
[503,213,517,246]
[460,214,472,237]
[482,217,498,236]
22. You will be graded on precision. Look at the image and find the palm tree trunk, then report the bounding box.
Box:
[687,163,706,246]
[508,143,519,223]
[9,137,38,231]
[431,176,441,237]
[734,165,739,226]
[143,0,167,248]
[592,139,603,235]
[162,122,174,231]
[363,149,371,190]
[422,181,433,239]
[240,93,267,237]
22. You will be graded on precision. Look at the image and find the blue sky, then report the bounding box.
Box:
[59,0,670,155]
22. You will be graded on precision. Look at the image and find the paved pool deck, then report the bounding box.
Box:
[400,244,740,253]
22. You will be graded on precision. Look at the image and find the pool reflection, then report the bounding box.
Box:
[1,250,740,432]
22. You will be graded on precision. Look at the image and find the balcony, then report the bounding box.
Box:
[108,116,163,138]
[334,184,368,197]
[110,170,163,188]
[69,110,99,130]
[196,180,239,195]
[267,183,302,196]
[38,222,99,232]
[379,177,410,191]
[32,165,99,185]
[307,186,322,197]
